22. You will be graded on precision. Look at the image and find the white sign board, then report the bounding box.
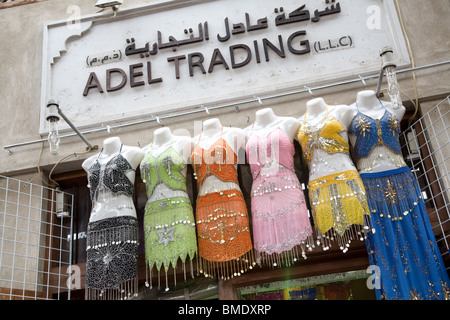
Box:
[40,0,410,134]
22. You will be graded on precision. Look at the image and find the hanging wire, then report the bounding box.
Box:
[47,147,94,188]
[394,0,419,127]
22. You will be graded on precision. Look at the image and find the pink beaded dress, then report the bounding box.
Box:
[246,125,314,266]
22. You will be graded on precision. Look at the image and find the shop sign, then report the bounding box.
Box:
[40,0,409,134]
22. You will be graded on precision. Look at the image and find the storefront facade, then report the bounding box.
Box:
[0,0,449,300]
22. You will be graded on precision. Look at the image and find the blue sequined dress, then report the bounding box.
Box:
[349,101,450,300]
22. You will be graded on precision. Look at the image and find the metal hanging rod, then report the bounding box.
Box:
[4,60,450,154]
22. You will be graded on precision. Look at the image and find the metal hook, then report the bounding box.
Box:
[254,96,263,107]
[304,85,314,97]
[101,124,113,136]
[202,105,211,117]
[152,114,162,126]
[7,148,13,155]
[359,75,367,88]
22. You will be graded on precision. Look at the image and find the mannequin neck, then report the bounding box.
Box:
[356,90,382,110]
[102,137,122,155]
[153,127,172,147]
[255,108,277,126]
[202,118,222,134]
[306,98,328,117]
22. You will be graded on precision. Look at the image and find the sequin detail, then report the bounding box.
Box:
[87,153,135,202]
[308,170,372,252]
[86,216,139,300]
[191,138,239,189]
[297,114,349,165]
[140,146,187,198]
[361,167,450,300]
[191,131,255,280]
[349,109,403,160]
[196,190,255,279]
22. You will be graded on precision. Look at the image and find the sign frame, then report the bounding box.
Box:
[39,0,410,135]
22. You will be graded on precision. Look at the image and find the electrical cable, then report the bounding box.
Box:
[47,147,94,189]
[37,142,52,188]
[394,0,419,127]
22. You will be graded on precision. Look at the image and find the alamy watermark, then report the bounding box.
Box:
[66,5,81,30]
[66,265,81,290]
[366,5,382,30]
[366,265,381,290]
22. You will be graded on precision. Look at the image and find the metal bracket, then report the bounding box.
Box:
[47,99,94,150]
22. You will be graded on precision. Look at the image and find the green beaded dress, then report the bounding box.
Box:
[140,144,198,291]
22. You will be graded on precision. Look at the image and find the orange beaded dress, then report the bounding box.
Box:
[191,127,255,280]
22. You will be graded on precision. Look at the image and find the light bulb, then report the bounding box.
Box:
[48,117,60,156]
[385,66,402,109]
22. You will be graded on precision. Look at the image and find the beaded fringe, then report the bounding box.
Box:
[199,250,256,280]
[308,171,374,252]
[85,217,139,300]
[361,167,425,222]
[356,145,406,175]
[145,257,197,292]
[255,235,316,267]
[315,214,373,253]
[86,278,139,300]
[143,198,198,292]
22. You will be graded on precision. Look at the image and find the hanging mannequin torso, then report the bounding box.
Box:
[195,118,245,152]
[141,127,192,202]
[192,118,245,196]
[191,118,255,277]
[246,108,300,174]
[246,108,313,262]
[299,98,357,181]
[298,98,371,250]
[140,127,198,290]
[82,137,144,222]
[246,108,300,140]
[349,90,406,173]
[143,127,193,163]
[351,90,406,121]
[349,91,450,300]
[83,136,143,298]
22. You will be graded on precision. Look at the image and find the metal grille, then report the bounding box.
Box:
[0,175,73,300]
[401,95,450,271]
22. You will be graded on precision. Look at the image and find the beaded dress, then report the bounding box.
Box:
[349,100,450,300]
[140,141,198,291]
[298,106,372,252]
[246,124,314,266]
[86,145,139,300]
[191,126,255,280]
